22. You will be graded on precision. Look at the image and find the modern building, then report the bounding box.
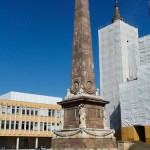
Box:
[98,0,139,138]
[119,35,150,144]
[0,91,62,149]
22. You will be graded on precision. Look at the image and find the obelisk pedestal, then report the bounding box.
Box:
[51,94,117,149]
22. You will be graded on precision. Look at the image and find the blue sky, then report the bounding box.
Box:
[0,0,149,98]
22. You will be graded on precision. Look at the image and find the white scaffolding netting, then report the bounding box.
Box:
[120,64,150,127]
[138,65,150,126]
[119,80,139,127]
[99,21,139,129]
[139,35,150,66]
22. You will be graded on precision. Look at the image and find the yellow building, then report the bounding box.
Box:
[0,91,62,149]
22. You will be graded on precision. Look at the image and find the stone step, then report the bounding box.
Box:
[118,141,150,150]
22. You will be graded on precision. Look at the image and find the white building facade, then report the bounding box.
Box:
[98,20,139,130]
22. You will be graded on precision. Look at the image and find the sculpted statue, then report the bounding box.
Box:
[96,88,99,96]
[78,104,86,128]
[66,89,71,97]
[65,89,74,99]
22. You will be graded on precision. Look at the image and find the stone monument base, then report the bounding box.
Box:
[51,138,117,149]
[51,128,118,149]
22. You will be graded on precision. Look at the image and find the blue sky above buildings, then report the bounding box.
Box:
[0,0,149,98]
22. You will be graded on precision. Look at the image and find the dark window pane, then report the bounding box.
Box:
[16,121,19,130]
[22,121,25,130]
[1,120,5,129]
[44,123,47,131]
[30,122,33,130]
[11,121,14,129]
[26,122,29,130]
[12,106,15,114]
[6,120,10,129]
[48,109,51,117]
[16,106,20,114]
[35,110,38,116]
[31,110,34,115]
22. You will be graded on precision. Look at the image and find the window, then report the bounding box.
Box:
[30,122,33,130]
[34,122,38,131]
[40,122,43,131]
[57,111,61,118]
[52,110,55,117]
[26,122,29,130]
[1,120,5,129]
[11,121,14,130]
[35,109,38,116]
[52,123,55,131]
[2,105,7,114]
[7,106,11,114]
[22,107,26,115]
[48,123,51,131]
[6,120,10,129]
[26,108,30,115]
[16,106,20,114]
[31,109,34,116]
[44,123,47,131]
[12,106,15,114]
[22,121,25,130]
[16,121,19,130]
[48,109,51,117]
[39,108,44,117]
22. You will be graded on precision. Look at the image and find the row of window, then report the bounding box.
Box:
[0,105,61,118]
[0,120,60,131]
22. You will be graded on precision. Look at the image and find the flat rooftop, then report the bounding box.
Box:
[0,91,62,105]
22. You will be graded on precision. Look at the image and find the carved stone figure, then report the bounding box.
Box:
[79,104,86,128]
[96,88,99,96]
[65,89,74,99]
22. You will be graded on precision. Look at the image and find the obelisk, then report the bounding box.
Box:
[70,0,96,95]
[51,0,117,149]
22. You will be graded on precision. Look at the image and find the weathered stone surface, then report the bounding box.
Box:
[51,95,117,148]
[70,0,96,95]
[59,95,107,129]
[51,138,117,149]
